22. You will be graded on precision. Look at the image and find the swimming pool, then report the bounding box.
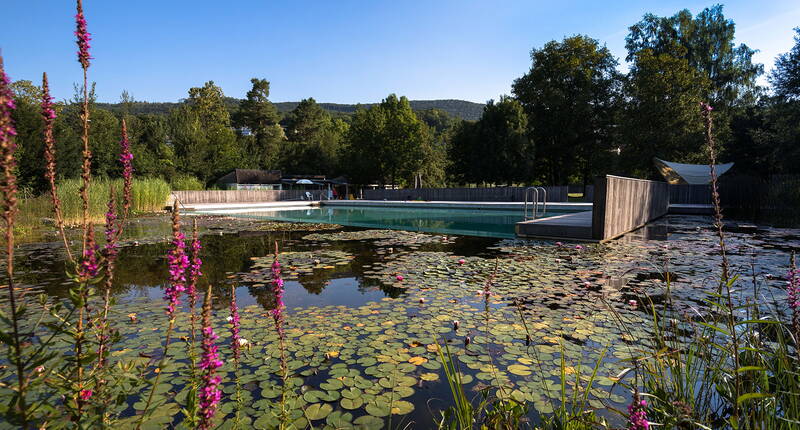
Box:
[194,205,577,238]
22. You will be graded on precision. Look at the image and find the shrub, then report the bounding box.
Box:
[171,175,205,191]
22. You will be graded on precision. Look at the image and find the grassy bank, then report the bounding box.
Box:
[17,177,171,229]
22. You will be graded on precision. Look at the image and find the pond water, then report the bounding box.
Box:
[4,215,800,429]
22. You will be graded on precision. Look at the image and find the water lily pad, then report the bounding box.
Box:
[305,403,333,421]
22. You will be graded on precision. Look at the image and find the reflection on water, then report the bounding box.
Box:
[12,225,500,312]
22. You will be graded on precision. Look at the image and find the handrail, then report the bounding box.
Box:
[523,187,547,220]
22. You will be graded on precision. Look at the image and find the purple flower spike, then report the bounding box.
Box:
[627,398,649,430]
[78,227,100,280]
[165,207,188,317]
[271,250,285,339]
[75,0,92,69]
[229,286,241,362]
[198,287,223,430]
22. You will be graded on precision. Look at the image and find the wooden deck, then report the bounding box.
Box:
[515,210,593,240]
[668,204,714,214]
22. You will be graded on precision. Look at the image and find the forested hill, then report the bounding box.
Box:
[95,98,484,120]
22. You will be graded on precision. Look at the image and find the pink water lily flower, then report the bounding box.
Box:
[458,258,466,265]
[79,389,92,401]
[396,274,404,281]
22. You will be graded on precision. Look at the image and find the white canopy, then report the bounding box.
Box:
[654,158,734,185]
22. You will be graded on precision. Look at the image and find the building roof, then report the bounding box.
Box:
[653,158,734,185]
[216,169,282,185]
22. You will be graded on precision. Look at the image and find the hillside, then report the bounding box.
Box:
[96,98,484,121]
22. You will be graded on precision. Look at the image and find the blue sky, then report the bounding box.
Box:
[2,1,798,104]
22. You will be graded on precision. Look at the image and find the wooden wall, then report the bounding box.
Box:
[362,186,574,202]
[592,175,669,241]
[669,184,711,204]
[172,190,311,204]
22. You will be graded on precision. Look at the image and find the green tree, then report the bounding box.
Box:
[625,5,762,108]
[173,81,241,181]
[342,94,426,186]
[512,35,620,185]
[234,78,283,169]
[449,97,532,186]
[740,29,800,175]
[619,49,710,177]
[771,28,800,101]
[129,114,175,178]
[9,80,45,191]
[281,98,346,176]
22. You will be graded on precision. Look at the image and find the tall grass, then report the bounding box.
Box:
[171,175,205,191]
[18,177,170,227]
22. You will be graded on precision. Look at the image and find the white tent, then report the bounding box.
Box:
[654,158,734,185]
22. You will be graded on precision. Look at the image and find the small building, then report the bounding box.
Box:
[215,169,282,190]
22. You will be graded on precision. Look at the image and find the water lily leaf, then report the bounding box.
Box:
[305,403,333,421]
[340,397,364,410]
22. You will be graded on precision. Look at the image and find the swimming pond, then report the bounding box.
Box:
[192,205,580,239]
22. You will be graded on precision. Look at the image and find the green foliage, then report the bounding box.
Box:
[234,78,284,169]
[618,49,710,177]
[342,94,428,186]
[625,4,763,108]
[171,174,204,191]
[449,97,532,186]
[512,35,620,185]
[42,177,170,224]
[771,28,800,100]
[279,98,346,176]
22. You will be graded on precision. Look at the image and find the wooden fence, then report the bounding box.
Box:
[592,175,669,241]
[363,186,574,202]
[172,190,311,204]
[669,175,800,213]
[669,184,711,204]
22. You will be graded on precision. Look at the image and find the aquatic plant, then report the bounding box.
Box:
[271,242,290,428]
[75,0,92,251]
[40,72,72,260]
[199,285,223,430]
[229,283,242,428]
[626,393,648,430]
[0,53,28,427]
[119,119,133,220]
[788,253,799,339]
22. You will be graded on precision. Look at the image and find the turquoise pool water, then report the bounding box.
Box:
[197,205,571,238]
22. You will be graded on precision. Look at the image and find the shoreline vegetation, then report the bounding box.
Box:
[15,177,170,233]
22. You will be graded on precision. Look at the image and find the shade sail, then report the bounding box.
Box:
[654,158,734,185]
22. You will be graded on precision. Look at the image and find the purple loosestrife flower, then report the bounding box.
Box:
[271,253,285,339]
[0,58,17,214]
[229,286,241,363]
[188,226,202,307]
[789,255,799,335]
[78,227,100,281]
[199,287,223,430]
[627,397,649,430]
[75,0,92,69]
[104,199,118,258]
[165,207,188,317]
[119,119,133,219]
[41,74,74,262]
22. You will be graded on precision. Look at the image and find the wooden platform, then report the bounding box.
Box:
[515,210,593,240]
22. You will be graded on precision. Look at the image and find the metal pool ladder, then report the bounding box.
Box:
[524,187,547,220]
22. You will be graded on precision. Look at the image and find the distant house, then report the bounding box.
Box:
[215,169,282,190]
